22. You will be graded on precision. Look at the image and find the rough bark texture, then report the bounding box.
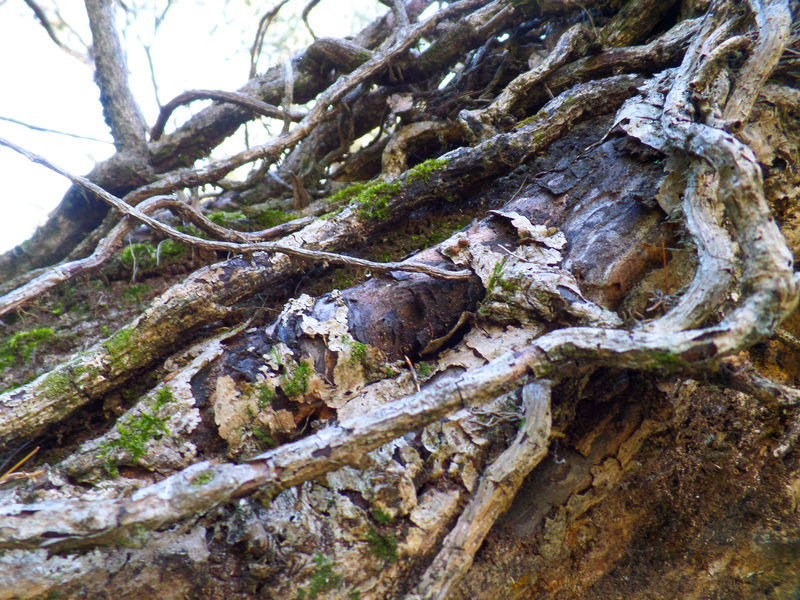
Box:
[2,0,800,599]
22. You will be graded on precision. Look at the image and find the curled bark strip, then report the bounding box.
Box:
[409,380,552,600]
[150,90,306,141]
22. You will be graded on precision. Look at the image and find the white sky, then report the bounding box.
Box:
[0,0,389,253]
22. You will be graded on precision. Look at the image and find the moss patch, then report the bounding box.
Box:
[100,386,176,476]
[0,328,54,368]
[298,555,342,599]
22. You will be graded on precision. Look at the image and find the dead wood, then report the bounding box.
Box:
[2,1,800,598]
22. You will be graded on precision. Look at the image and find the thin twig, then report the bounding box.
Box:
[151,90,306,141]
[0,139,473,292]
[282,56,295,136]
[0,116,112,144]
[249,0,290,78]
[0,446,39,485]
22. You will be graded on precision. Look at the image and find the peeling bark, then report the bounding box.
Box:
[2,0,800,598]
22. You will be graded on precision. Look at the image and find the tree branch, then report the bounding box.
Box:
[85,0,148,158]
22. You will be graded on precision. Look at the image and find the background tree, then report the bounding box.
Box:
[1,0,800,598]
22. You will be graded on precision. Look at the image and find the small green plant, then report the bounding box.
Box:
[119,243,157,270]
[349,341,368,368]
[253,425,277,449]
[281,362,311,398]
[121,284,153,305]
[257,385,276,410]
[372,509,393,525]
[405,157,449,184]
[208,211,247,229]
[416,362,433,378]
[156,239,186,261]
[248,207,295,229]
[354,181,401,221]
[0,328,54,367]
[190,469,215,487]
[298,555,341,599]
[100,387,175,476]
[486,257,509,293]
[366,527,398,563]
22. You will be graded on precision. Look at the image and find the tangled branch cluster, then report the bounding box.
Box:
[1,0,800,597]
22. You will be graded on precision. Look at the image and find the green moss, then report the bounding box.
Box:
[191,469,215,487]
[416,362,433,378]
[157,239,186,261]
[248,208,294,229]
[349,341,368,368]
[121,284,153,305]
[40,365,88,397]
[100,387,176,476]
[281,361,311,398]
[103,327,133,358]
[299,555,341,599]
[328,157,452,223]
[253,425,277,449]
[366,527,398,563]
[652,351,684,368]
[372,509,393,525]
[327,182,370,207]
[0,328,54,368]
[257,385,276,410]
[208,211,248,231]
[405,157,449,184]
[487,257,509,292]
[119,243,157,271]
[355,181,401,221]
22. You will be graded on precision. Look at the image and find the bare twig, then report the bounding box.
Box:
[249,0,290,79]
[150,90,306,141]
[0,447,39,485]
[301,0,322,39]
[0,116,112,144]
[282,56,295,135]
[0,139,472,290]
[21,0,93,67]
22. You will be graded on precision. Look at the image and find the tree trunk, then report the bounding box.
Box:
[1,1,800,599]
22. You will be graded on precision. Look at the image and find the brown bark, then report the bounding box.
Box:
[2,1,800,599]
